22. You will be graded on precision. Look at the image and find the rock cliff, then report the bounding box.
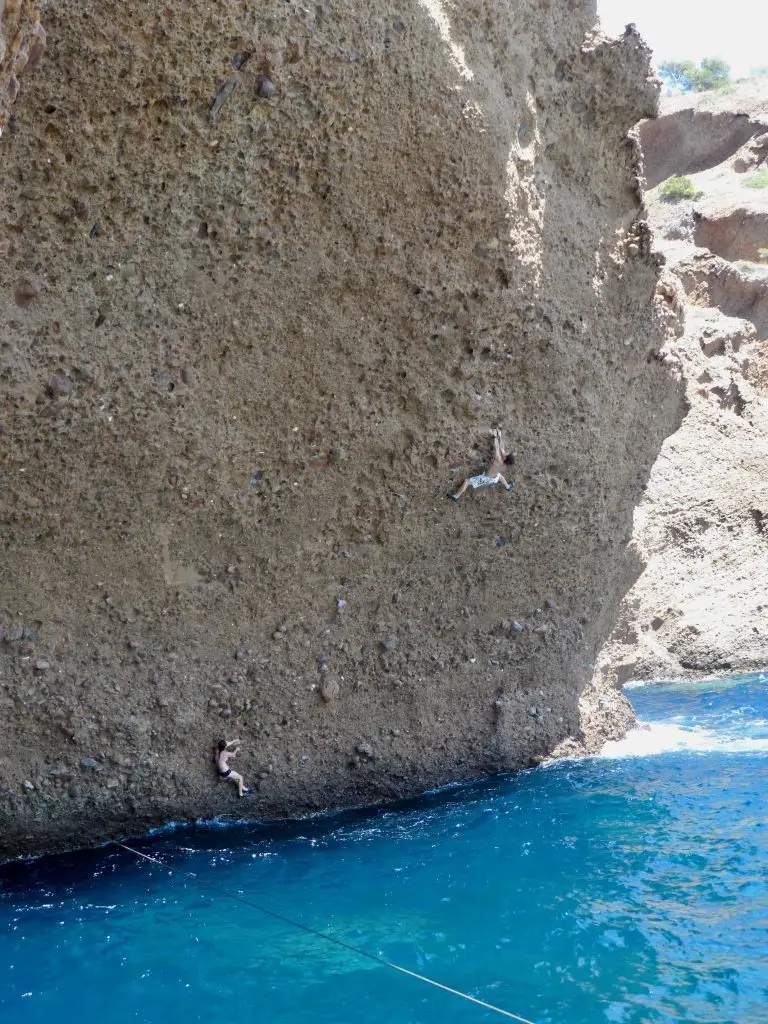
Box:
[597,81,768,685]
[0,1,682,859]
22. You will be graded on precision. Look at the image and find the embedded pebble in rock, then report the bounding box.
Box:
[319,678,340,703]
[0,2,684,859]
[14,278,39,307]
[47,375,73,396]
[256,76,276,99]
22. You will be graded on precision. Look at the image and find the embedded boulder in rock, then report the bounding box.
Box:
[0,2,684,859]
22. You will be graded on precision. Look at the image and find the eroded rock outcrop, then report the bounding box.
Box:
[692,190,768,264]
[0,2,682,859]
[638,82,768,189]
[597,81,768,686]
[640,110,763,189]
[675,252,768,336]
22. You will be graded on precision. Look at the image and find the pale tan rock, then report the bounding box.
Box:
[599,83,768,686]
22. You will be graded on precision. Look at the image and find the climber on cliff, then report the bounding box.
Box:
[215,738,251,797]
[448,428,515,502]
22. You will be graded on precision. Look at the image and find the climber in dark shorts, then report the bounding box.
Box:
[215,738,251,797]
[449,428,515,501]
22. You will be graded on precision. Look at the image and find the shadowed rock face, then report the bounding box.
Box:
[0,1,683,859]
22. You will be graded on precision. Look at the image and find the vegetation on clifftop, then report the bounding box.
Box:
[659,58,730,93]
[743,172,768,190]
[658,176,703,202]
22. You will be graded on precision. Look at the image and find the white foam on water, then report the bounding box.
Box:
[600,721,768,758]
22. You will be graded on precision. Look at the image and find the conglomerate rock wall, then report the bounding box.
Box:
[0,1,682,858]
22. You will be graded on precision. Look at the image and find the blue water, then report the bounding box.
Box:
[2,674,767,1024]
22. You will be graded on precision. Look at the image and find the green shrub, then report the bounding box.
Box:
[758,248,768,263]
[743,172,768,190]
[659,58,730,93]
[658,176,703,202]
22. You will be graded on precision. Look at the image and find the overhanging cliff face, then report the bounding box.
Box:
[0,1,683,858]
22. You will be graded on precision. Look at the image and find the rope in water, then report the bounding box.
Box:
[112,840,537,1024]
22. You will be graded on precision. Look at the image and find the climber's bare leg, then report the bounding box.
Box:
[450,478,471,502]
[225,769,244,796]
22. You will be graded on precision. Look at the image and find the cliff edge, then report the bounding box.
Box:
[0,1,682,859]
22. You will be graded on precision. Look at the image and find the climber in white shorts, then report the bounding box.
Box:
[449,428,515,502]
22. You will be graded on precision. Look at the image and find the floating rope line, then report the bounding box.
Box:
[113,840,536,1024]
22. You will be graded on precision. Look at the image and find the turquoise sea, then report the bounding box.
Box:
[2,673,767,1024]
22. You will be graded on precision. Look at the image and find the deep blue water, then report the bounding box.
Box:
[2,674,767,1024]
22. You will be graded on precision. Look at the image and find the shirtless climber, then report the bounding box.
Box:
[215,738,251,797]
[449,428,515,502]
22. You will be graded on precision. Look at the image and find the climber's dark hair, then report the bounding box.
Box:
[504,453,515,466]
[217,739,227,752]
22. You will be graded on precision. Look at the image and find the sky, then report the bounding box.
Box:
[597,0,765,79]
